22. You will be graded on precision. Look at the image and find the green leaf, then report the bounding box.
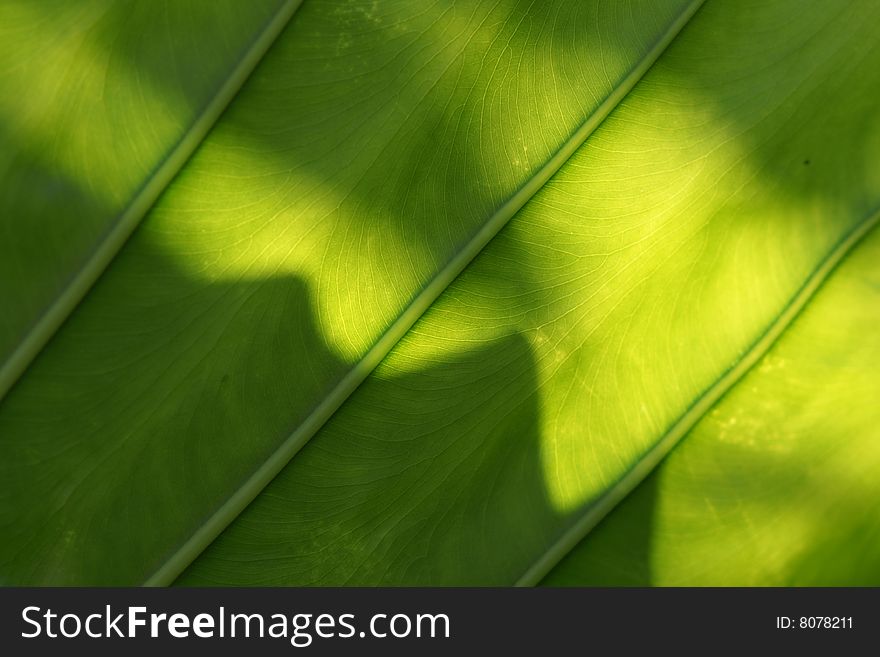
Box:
[2,0,879,587]
[0,0,300,398]
[543,226,880,586]
[178,0,880,586]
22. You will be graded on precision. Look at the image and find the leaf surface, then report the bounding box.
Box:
[179,0,880,585]
[0,0,699,584]
[543,225,880,586]
[0,0,299,398]
[2,0,879,587]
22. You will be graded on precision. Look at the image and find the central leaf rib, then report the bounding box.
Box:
[145,0,707,586]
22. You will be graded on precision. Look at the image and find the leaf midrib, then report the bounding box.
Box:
[0,0,305,403]
[145,0,707,586]
[518,205,880,586]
